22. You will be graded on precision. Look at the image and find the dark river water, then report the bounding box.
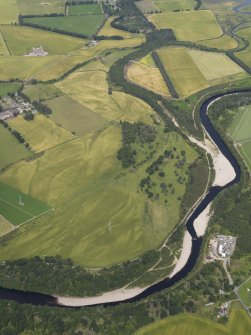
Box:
[233,0,251,14]
[0,90,247,307]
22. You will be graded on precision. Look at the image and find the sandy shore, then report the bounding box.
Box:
[193,202,212,237]
[56,287,146,307]
[169,231,193,278]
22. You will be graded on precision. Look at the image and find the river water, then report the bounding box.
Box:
[233,0,251,14]
[0,91,247,307]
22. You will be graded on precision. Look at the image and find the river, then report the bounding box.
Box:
[233,0,251,14]
[0,90,247,307]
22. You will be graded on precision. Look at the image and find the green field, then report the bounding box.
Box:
[9,114,74,152]
[228,105,251,143]
[239,278,251,307]
[23,83,63,101]
[135,303,251,335]
[235,28,251,69]
[0,125,31,170]
[157,47,209,97]
[68,4,103,15]
[17,0,65,15]
[24,14,104,37]
[148,10,222,42]
[0,0,18,24]
[0,182,51,226]
[0,25,84,56]
[155,0,196,12]
[0,82,22,98]
[47,95,107,136]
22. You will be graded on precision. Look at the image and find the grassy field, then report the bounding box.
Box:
[188,49,246,83]
[127,61,170,96]
[198,35,238,50]
[228,105,251,172]
[47,95,107,136]
[135,303,251,335]
[24,15,104,37]
[68,4,103,15]
[0,125,31,170]
[239,278,251,307]
[56,68,154,123]
[147,10,222,42]
[23,83,63,101]
[9,114,74,152]
[98,17,135,38]
[0,82,22,98]
[0,182,51,226]
[0,37,144,81]
[0,33,9,56]
[140,53,156,66]
[0,215,15,238]
[155,0,196,12]
[235,28,251,69]
[0,124,197,266]
[157,47,209,97]
[136,0,159,13]
[0,25,84,56]
[0,0,18,24]
[17,0,65,15]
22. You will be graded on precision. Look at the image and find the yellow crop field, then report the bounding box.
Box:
[148,10,222,42]
[127,62,170,96]
[0,25,84,56]
[98,17,135,38]
[198,35,238,50]
[188,49,247,82]
[56,68,154,123]
[9,114,74,152]
[0,215,15,238]
[17,0,65,15]
[157,47,209,97]
[0,0,19,24]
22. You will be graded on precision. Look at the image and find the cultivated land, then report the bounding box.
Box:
[24,15,104,37]
[47,95,107,136]
[0,182,51,226]
[239,278,251,307]
[0,0,18,24]
[97,17,135,38]
[235,28,251,69]
[148,10,223,41]
[0,33,9,56]
[228,105,251,171]
[135,303,251,335]
[0,125,197,266]
[9,114,74,152]
[56,68,154,123]
[17,0,65,15]
[198,35,238,50]
[0,125,31,170]
[0,215,14,238]
[156,47,248,97]
[0,25,84,56]
[155,0,196,12]
[126,61,170,96]
[68,4,103,16]
[157,47,209,97]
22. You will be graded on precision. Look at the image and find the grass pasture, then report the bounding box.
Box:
[188,49,246,83]
[23,83,63,101]
[17,0,65,15]
[97,17,135,38]
[235,28,251,69]
[9,114,74,152]
[47,95,107,136]
[24,14,104,37]
[127,61,170,96]
[155,0,196,12]
[147,10,222,42]
[239,278,251,307]
[0,182,51,226]
[157,47,209,97]
[56,69,154,123]
[0,125,31,170]
[228,105,251,172]
[0,82,22,98]
[0,25,84,56]
[135,303,251,335]
[68,4,103,15]
[0,0,18,24]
